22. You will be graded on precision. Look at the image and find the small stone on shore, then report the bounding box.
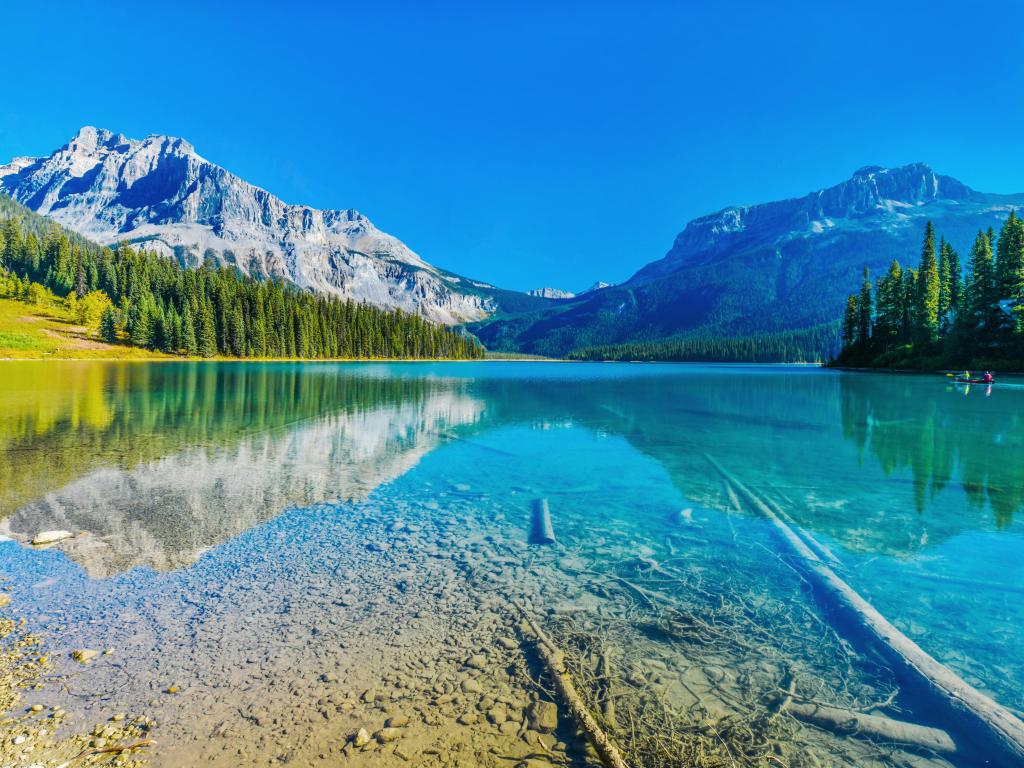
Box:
[31,530,73,546]
[353,728,371,748]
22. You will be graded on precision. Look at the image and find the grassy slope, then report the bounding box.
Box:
[0,297,170,360]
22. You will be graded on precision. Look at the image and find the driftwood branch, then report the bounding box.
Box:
[513,601,630,768]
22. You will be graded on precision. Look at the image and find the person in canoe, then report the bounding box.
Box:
[954,371,995,384]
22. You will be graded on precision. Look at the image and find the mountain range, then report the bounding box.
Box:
[0,127,550,325]
[472,164,1024,356]
[3,128,1022,358]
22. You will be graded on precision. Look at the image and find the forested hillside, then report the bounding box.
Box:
[0,196,483,360]
[568,324,838,363]
[835,214,1024,370]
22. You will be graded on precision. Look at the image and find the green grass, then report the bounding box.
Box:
[0,297,170,360]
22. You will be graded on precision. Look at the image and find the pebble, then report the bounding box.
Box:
[29,704,44,713]
[465,654,487,670]
[376,727,402,743]
[71,649,99,664]
[528,700,558,733]
[457,712,478,725]
[496,637,518,651]
[385,715,410,727]
[31,530,73,546]
[13,735,27,745]
[460,679,482,694]
[353,728,371,748]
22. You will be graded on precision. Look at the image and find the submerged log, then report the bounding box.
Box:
[787,701,957,754]
[530,498,556,544]
[706,454,1024,764]
[514,602,630,768]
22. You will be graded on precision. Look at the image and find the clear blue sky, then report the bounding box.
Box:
[2,1,1022,292]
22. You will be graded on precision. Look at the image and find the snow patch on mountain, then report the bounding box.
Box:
[527,287,575,299]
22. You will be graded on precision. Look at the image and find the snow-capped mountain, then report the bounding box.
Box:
[473,164,1024,355]
[527,287,575,299]
[0,127,493,324]
[580,281,612,293]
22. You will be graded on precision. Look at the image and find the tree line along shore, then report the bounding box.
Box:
[0,200,484,361]
[835,212,1024,372]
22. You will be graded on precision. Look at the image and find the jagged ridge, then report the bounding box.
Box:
[0,127,494,324]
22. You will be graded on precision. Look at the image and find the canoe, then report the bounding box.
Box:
[954,378,993,385]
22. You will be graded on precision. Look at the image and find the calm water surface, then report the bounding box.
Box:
[0,361,1021,767]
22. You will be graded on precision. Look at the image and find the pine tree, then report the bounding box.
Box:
[100,307,120,343]
[968,230,997,332]
[130,298,154,348]
[181,305,198,355]
[900,268,917,343]
[229,305,246,356]
[937,237,950,327]
[2,218,22,269]
[198,302,218,358]
[995,210,1024,303]
[944,243,962,320]
[842,294,858,349]
[915,221,939,343]
[875,260,903,347]
[857,268,872,344]
[75,256,87,298]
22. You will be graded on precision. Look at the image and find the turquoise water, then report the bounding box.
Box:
[0,361,1021,766]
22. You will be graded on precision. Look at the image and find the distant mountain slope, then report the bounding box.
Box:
[527,287,575,299]
[472,164,1024,356]
[0,127,545,324]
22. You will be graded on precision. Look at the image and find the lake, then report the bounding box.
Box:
[0,361,1021,767]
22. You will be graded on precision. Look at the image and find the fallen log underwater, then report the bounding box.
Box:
[787,701,957,754]
[513,601,630,768]
[530,498,557,545]
[706,453,1024,765]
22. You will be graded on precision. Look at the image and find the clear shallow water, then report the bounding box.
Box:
[0,361,1022,767]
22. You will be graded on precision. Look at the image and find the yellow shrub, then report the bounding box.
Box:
[75,290,114,332]
[27,283,57,307]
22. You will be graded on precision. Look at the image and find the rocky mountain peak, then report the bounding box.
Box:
[0,127,496,324]
[642,163,982,276]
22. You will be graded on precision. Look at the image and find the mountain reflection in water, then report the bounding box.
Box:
[2,363,1023,574]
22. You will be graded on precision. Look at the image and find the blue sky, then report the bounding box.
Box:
[2,1,1022,292]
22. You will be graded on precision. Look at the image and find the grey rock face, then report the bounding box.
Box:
[631,163,985,283]
[0,126,493,324]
